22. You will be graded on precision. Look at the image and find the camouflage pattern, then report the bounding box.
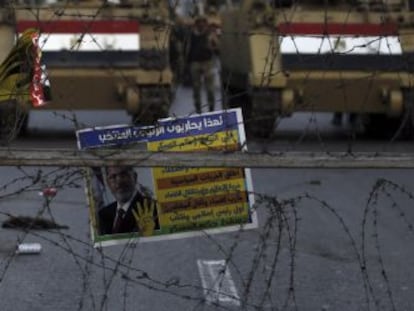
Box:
[190,59,215,113]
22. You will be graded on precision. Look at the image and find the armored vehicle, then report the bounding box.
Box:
[0,0,174,139]
[220,0,414,138]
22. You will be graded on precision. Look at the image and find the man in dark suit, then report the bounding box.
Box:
[98,165,159,236]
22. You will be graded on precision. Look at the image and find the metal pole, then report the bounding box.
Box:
[1,148,414,168]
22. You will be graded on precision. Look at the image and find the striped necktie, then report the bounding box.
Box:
[112,209,125,234]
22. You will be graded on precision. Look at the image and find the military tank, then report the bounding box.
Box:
[219,0,414,138]
[0,0,175,139]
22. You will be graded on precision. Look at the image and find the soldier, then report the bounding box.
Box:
[186,15,219,113]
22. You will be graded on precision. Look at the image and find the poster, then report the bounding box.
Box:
[77,109,257,247]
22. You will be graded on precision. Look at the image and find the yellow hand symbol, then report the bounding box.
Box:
[132,198,156,237]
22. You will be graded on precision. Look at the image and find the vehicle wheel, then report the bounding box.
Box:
[130,86,171,126]
[400,88,414,140]
[222,85,241,108]
[363,114,393,139]
[246,89,280,138]
[364,89,414,140]
[222,84,253,127]
[0,100,28,144]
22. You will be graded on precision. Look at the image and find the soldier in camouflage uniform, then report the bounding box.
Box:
[186,15,219,113]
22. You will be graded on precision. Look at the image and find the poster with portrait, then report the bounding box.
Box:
[77,108,257,247]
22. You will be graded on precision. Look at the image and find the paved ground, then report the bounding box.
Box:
[1,83,414,311]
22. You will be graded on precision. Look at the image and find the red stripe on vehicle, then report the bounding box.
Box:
[277,22,398,36]
[17,20,139,33]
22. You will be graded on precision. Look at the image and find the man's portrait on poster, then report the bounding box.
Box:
[91,165,159,237]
